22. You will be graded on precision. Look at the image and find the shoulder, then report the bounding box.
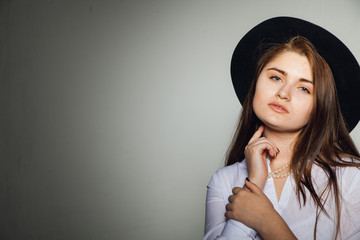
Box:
[335,159,360,238]
[337,158,360,199]
[312,157,360,181]
[310,158,360,198]
[207,161,248,193]
[213,161,247,177]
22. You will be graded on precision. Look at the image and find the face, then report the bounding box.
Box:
[253,51,314,133]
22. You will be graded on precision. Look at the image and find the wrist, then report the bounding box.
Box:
[247,174,267,190]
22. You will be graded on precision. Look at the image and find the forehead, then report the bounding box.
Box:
[264,51,313,80]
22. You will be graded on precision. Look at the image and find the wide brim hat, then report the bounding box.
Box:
[231,16,360,132]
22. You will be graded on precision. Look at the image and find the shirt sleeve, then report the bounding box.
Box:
[203,168,258,240]
[341,166,360,239]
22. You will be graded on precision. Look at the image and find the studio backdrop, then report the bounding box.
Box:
[1,0,360,239]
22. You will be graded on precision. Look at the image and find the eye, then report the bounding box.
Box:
[270,76,282,82]
[299,86,311,94]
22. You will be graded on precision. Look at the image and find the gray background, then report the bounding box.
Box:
[1,0,360,239]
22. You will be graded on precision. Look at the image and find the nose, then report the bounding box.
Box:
[276,84,291,101]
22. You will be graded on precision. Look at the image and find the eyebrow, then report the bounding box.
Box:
[266,67,313,84]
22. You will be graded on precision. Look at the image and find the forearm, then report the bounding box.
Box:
[256,210,297,240]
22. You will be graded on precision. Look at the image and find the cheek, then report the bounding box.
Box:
[253,81,264,103]
[252,89,266,116]
[252,89,261,110]
[298,100,313,122]
[253,83,271,106]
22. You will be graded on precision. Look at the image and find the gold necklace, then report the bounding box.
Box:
[268,161,291,179]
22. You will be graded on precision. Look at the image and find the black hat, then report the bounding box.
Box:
[231,16,360,132]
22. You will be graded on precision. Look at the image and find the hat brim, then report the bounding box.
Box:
[231,16,360,132]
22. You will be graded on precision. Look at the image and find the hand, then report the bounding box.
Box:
[225,180,275,231]
[245,125,279,189]
[225,180,297,240]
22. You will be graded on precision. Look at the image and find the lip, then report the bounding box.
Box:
[268,102,289,113]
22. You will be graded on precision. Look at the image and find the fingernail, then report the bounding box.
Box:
[246,177,251,182]
[277,148,280,153]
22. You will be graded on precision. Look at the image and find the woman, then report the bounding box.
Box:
[204,17,360,240]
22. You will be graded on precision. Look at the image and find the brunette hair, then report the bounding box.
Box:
[226,36,360,239]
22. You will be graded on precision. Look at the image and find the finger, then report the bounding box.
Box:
[228,194,235,203]
[225,203,232,211]
[248,125,264,143]
[248,139,278,157]
[251,137,280,157]
[244,178,262,195]
[232,187,242,195]
[224,210,232,220]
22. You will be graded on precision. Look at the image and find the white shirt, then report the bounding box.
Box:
[204,159,360,240]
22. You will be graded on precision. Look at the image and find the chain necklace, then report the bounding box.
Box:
[268,161,291,179]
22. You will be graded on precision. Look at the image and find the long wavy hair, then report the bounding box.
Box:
[226,36,360,239]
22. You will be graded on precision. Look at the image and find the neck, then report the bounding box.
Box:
[262,126,300,161]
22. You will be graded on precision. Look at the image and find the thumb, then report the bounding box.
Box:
[245,178,262,194]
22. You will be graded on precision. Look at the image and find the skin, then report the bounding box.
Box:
[225,51,314,239]
[248,51,313,192]
[226,180,297,239]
